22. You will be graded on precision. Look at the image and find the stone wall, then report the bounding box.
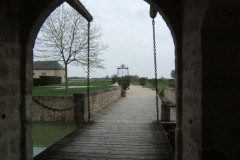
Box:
[32,96,75,122]
[84,87,122,120]
[163,87,176,105]
[181,0,206,158]
[162,87,176,122]
[201,1,240,159]
[32,87,121,123]
[0,1,25,159]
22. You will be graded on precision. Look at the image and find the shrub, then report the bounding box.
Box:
[112,76,118,84]
[40,76,62,86]
[118,76,131,90]
[149,79,157,87]
[35,76,62,86]
[139,78,146,86]
[168,79,175,88]
[33,78,41,86]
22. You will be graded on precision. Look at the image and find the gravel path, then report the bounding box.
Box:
[93,85,160,123]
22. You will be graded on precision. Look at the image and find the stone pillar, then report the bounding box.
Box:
[161,104,170,122]
[73,93,85,125]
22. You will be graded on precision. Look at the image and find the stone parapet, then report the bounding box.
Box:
[32,87,121,123]
[160,87,176,122]
[163,87,176,105]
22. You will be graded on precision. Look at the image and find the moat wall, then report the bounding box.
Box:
[32,87,121,122]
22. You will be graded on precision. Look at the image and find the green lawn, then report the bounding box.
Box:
[33,81,113,96]
[131,81,172,91]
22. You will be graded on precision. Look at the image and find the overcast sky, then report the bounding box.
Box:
[67,0,175,78]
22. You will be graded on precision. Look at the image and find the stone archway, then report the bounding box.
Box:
[21,1,66,159]
[2,0,239,159]
[24,0,181,159]
[0,0,181,159]
[24,1,180,159]
[22,0,94,159]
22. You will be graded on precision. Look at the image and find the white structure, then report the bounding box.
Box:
[117,64,129,77]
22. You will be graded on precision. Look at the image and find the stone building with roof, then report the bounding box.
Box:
[33,61,66,83]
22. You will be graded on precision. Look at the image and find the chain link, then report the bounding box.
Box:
[32,97,82,112]
[87,22,91,122]
[152,18,159,123]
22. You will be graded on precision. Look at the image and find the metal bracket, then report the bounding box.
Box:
[150,5,157,19]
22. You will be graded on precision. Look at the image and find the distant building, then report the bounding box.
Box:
[33,61,65,82]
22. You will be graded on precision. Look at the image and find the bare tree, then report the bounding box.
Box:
[34,3,107,91]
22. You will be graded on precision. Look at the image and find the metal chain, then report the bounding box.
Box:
[158,91,175,107]
[32,97,82,112]
[87,22,91,122]
[152,18,159,123]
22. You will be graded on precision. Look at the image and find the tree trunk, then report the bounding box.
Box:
[65,64,68,92]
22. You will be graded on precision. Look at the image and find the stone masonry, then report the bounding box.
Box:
[163,87,176,105]
[0,0,239,160]
[32,87,121,123]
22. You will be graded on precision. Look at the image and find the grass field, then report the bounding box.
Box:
[131,81,171,91]
[33,81,113,96]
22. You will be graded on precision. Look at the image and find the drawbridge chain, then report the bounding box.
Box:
[152,18,159,124]
[87,21,91,123]
[32,97,83,112]
[150,5,159,123]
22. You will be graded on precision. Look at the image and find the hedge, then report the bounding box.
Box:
[139,77,146,86]
[33,76,62,86]
[33,78,41,86]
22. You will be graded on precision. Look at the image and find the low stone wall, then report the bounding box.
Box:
[162,87,176,105]
[32,87,121,123]
[161,87,176,122]
[32,96,75,122]
[87,87,121,116]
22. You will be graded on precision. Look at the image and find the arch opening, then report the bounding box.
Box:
[26,0,178,158]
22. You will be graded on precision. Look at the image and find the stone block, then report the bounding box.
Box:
[0,84,10,96]
[9,46,21,61]
[0,137,8,159]
[163,87,176,105]
[0,0,5,19]
[183,96,194,107]
[10,83,20,97]
[0,43,7,59]
[0,62,9,80]
[73,93,85,124]
[0,20,18,43]
[10,62,21,81]
[161,104,170,122]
